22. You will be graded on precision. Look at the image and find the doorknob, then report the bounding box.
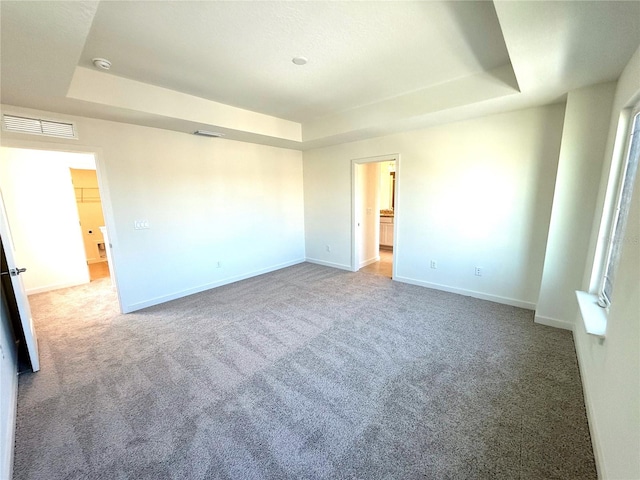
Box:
[9,267,26,276]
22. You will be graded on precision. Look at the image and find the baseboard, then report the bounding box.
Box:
[26,278,90,295]
[573,329,606,479]
[534,314,574,331]
[393,276,536,310]
[359,255,380,268]
[123,258,306,313]
[0,352,17,480]
[304,258,353,271]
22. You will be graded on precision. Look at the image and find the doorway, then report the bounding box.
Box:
[0,146,121,307]
[69,168,110,282]
[351,154,399,278]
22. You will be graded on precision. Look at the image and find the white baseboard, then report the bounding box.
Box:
[534,314,574,331]
[393,276,536,310]
[359,255,380,269]
[305,258,353,271]
[26,278,90,295]
[123,258,306,313]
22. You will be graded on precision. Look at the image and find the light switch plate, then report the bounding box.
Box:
[134,219,150,230]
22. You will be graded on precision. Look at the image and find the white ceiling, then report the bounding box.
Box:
[1,1,639,149]
[79,1,511,122]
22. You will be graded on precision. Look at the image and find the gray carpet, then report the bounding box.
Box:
[14,263,596,479]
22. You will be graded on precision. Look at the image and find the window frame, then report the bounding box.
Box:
[597,106,640,309]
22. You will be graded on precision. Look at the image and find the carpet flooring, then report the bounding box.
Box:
[14,263,596,479]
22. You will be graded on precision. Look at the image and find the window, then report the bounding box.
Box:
[598,108,640,308]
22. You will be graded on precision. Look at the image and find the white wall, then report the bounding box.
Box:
[573,45,640,480]
[536,82,616,329]
[0,148,91,294]
[304,104,565,308]
[0,106,306,313]
[379,161,395,211]
[0,287,17,480]
[356,162,380,268]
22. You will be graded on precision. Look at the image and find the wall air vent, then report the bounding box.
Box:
[2,114,77,139]
[193,130,224,138]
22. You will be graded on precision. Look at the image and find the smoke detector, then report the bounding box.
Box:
[92,58,112,70]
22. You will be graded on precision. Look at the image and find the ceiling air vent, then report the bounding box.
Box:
[2,114,77,139]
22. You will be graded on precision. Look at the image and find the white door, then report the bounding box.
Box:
[0,190,39,372]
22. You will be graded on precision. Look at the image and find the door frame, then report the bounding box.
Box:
[0,139,123,313]
[351,153,400,277]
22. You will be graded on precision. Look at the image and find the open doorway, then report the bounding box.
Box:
[0,146,120,305]
[69,168,110,282]
[351,154,399,278]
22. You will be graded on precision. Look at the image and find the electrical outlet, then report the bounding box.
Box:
[475,267,482,276]
[430,260,438,269]
[326,245,331,253]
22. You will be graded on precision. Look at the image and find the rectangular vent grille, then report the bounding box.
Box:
[2,114,77,139]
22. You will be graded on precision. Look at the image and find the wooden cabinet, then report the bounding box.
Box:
[380,216,394,247]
